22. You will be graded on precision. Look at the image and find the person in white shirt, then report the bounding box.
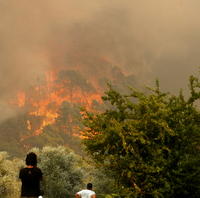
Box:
[75,183,96,198]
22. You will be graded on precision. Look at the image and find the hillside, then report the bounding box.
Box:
[0,60,136,157]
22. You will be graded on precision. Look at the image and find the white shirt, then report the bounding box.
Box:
[77,189,95,198]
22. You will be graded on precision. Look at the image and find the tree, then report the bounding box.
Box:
[0,113,32,157]
[79,157,118,196]
[0,152,22,198]
[55,101,82,136]
[88,166,118,196]
[31,146,83,198]
[81,75,200,197]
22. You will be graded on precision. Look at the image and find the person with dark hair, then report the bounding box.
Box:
[75,183,96,198]
[19,152,43,198]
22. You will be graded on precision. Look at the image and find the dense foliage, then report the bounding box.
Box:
[0,145,118,198]
[82,76,200,197]
[31,146,83,198]
[0,152,22,198]
[81,159,118,196]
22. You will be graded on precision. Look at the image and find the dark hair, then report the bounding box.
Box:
[87,183,93,190]
[25,152,37,166]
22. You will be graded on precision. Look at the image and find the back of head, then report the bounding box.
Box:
[25,152,37,166]
[87,183,93,190]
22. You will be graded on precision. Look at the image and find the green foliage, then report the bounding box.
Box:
[81,75,200,197]
[0,152,23,198]
[55,101,82,136]
[31,146,83,198]
[0,114,31,157]
[80,159,118,195]
[91,168,117,195]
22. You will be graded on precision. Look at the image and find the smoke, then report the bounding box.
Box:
[0,0,200,122]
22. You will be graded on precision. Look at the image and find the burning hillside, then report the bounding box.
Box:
[0,57,136,156]
[12,58,135,138]
[13,69,102,137]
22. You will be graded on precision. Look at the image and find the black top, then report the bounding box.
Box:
[19,167,43,196]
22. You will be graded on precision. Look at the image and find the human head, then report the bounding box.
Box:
[87,183,93,190]
[25,152,37,166]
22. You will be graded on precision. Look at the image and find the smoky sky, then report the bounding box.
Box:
[0,0,200,121]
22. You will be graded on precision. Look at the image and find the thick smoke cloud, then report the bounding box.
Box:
[0,0,200,122]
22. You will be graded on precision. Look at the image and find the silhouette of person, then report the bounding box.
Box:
[19,152,43,198]
[75,183,96,198]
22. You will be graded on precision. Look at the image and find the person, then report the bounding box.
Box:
[19,152,43,198]
[75,183,96,198]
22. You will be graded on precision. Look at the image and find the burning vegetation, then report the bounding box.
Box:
[1,58,136,156]
[15,70,102,137]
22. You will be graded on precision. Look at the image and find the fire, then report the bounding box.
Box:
[17,91,26,107]
[14,70,102,138]
[27,120,32,130]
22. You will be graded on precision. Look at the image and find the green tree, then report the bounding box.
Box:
[0,152,22,198]
[79,157,118,196]
[89,166,118,196]
[81,76,200,197]
[31,146,83,198]
[55,101,82,136]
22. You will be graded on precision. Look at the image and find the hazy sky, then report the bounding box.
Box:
[0,0,200,121]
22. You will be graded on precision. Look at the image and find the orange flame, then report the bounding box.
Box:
[15,70,102,137]
[17,91,26,107]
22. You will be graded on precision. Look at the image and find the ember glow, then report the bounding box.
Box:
[17,91,26,107]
